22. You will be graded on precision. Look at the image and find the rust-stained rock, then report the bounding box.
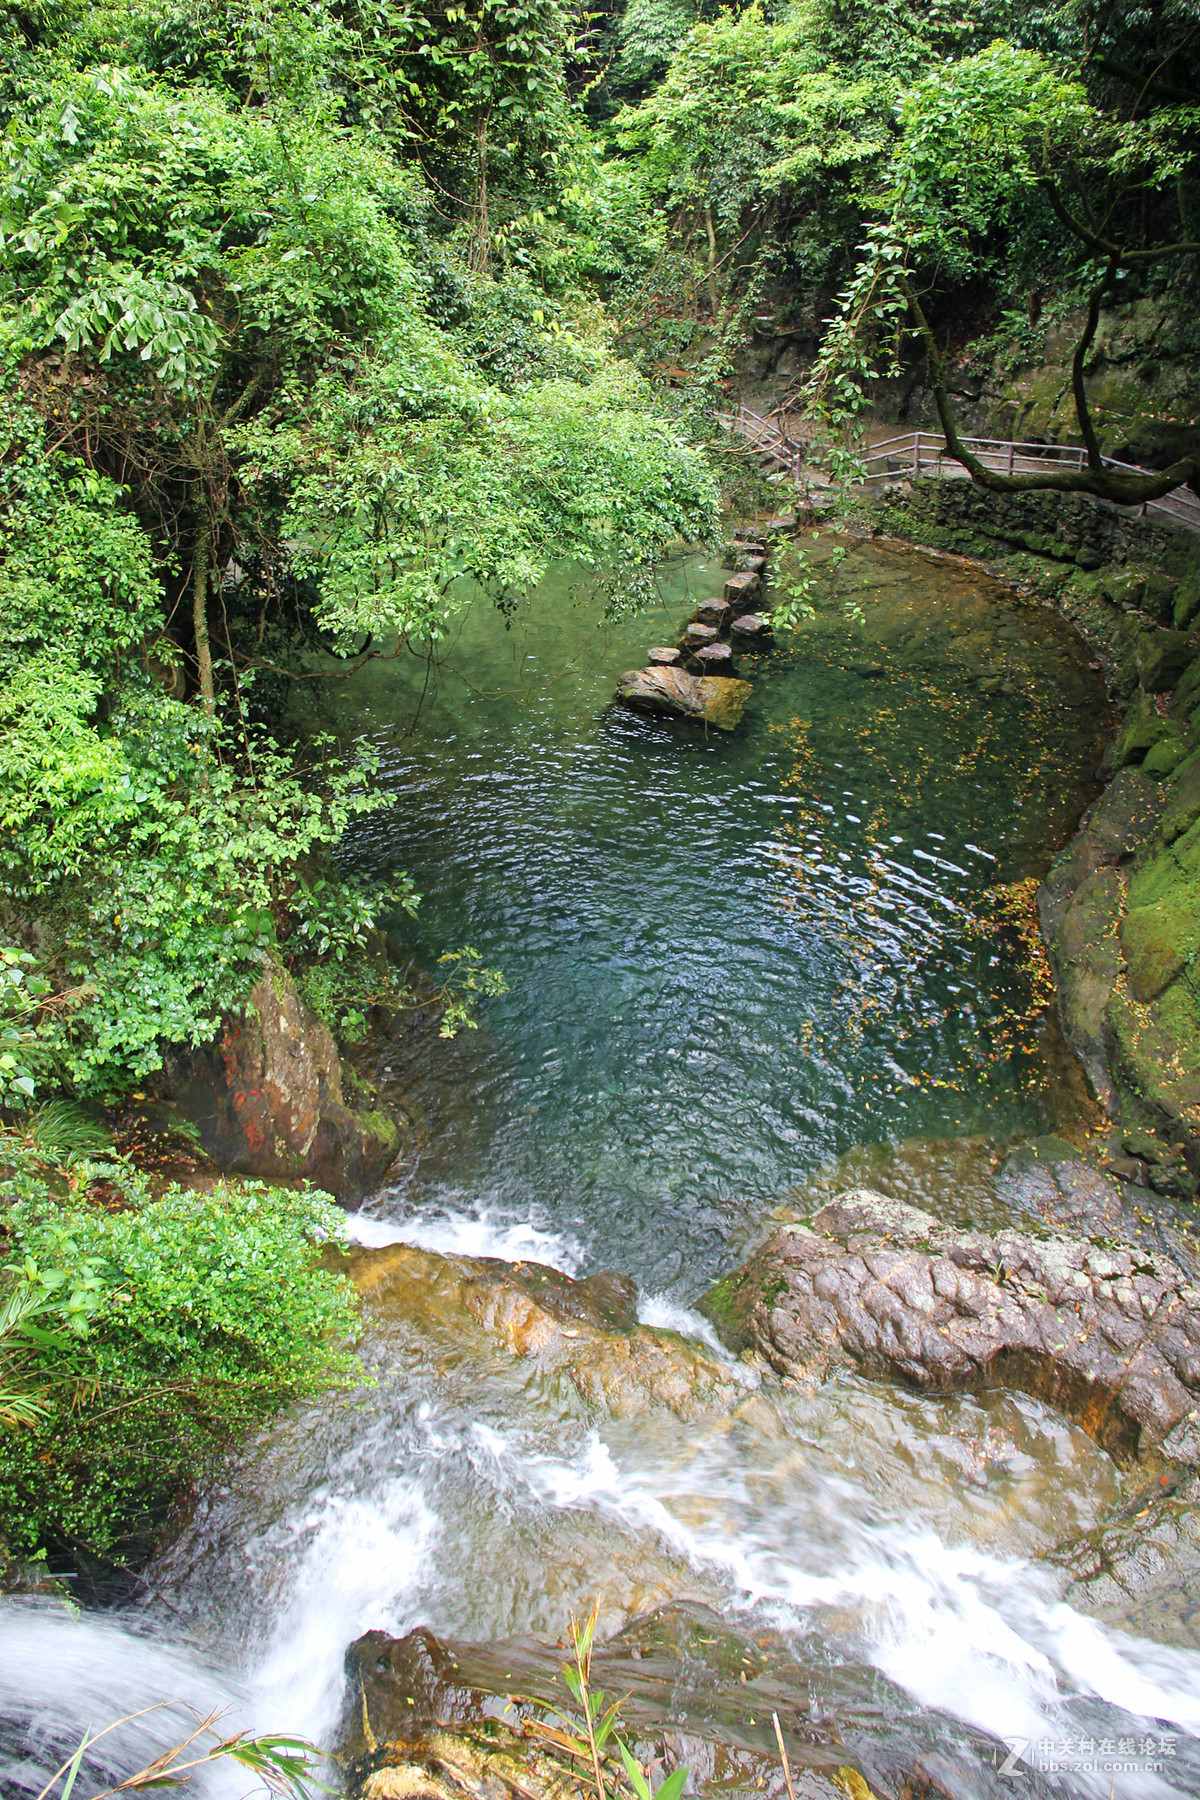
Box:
[700,1188,1200,1467]
[164,964,401,1200]
[1052,1469,1200,1650]
[693,642,735,673]
[730,613,773,643]
[616,667,752,730]
[336,1240,744,1421]
[342,1611,1030,1800]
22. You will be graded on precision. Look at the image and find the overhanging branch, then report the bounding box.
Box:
[900,276,1199,505]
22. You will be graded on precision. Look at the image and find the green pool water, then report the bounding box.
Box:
[320,528,1113,1292]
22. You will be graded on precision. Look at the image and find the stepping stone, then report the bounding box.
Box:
[693,597,731,629]
[764,512,796,535]
[616,666,753,730]
[685,622,719,647]
[694,642,735,673]
[647,646,681,666]
[724,570,760,606]
[730,613,773,643]
[732,539,767,557]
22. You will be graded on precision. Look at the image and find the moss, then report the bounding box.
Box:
[1113,692,1174,768]
[696,1269,754,1352]
[1120,901,1198,1001]
[1142,729,1193,777]
[1108,972,1200,1139]
[356,1107,401,1154]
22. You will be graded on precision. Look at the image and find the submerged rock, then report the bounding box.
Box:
[700,1187,1200,1467]
[1053,1469,1200,1651]
[164,964,401,1200]
[616,667,752,730]
[342,1607,1033,1800]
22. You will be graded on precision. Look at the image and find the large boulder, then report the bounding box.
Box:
[616,666,752,730]
[700,1188,1200,1467]
[164,964,401,1200]
[336,1239,743,1422]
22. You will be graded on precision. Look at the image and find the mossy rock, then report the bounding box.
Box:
[357,1107,402,1153]
[1135,629,1194,694]
[1101,570,1146,610]
[1161,750,1200,843]
[1142,571,1179,624]
[1128,814,1200,909]
[1175,565,1200,630]
[1113,691,1173,767]
[1119,901,1199,1002]
[1174,655,1200,716]
[1143,727,1193,777]
[1107,974,1200,1154]
[696,1267,757,1352]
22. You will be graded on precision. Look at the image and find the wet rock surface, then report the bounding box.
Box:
[723,569,760,607]
[335,1240,745,1421]
[616,666,752,730]
[730,612,772,643]
[342,1607,1044,1800]
[692,597,731,628]
[702,1187,1200,1466]
[692,641,735,673]
[163,964,401,1200]
[1052,1469,1200,1651]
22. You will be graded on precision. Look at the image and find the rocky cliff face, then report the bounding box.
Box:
[965,297,1200,474]
[868,477,1200,1188]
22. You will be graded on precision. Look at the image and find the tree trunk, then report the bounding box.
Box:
[192,518,214,714]
[470,112,491,275]
[704,204,720,323]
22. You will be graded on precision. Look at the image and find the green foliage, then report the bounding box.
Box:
[0,8,715,1115]
[38,1711,328,1800]
[0,668,394,1092]
[0,1167,358,1555]
[0,948,54,1106]
[434,947,509,1038]
[526,1605,689,1800]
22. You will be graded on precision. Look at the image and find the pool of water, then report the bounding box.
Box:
[15,531,1200,1800]
[333,530,1110,1289]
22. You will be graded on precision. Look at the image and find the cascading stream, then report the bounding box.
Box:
[6,538,1198,1799]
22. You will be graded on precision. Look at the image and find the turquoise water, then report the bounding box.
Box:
[327,530,1112,1291]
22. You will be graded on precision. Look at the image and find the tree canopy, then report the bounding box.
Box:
[1,0,1198,1099]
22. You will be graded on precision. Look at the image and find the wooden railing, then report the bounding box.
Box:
[717,410,1200,536]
